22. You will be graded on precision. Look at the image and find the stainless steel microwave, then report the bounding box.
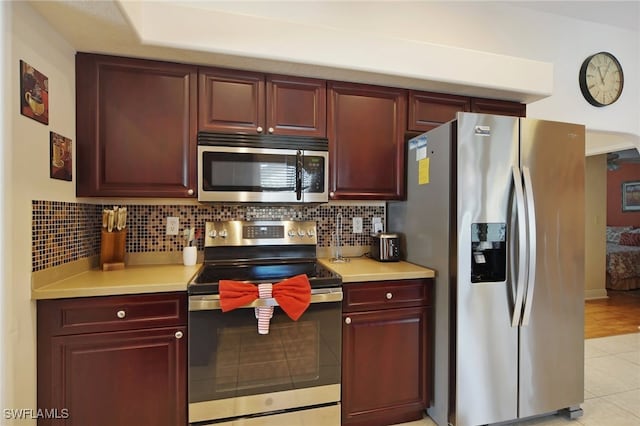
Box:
[197,133,329,204]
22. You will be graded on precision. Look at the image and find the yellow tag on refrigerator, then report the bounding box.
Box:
[418,157,430,185]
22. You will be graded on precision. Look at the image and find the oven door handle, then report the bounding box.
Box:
[189,287,343,312]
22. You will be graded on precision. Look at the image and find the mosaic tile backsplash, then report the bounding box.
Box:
[32,201,385,272]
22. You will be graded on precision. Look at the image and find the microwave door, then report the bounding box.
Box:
[198,146,300,203]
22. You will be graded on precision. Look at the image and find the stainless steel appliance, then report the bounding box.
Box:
[388,113,585,426]
[370,232,401,262]
[197,133,329,203]
[188,220,342,425]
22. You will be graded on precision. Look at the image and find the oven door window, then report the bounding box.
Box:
[189,302,341,403]
[202,152,296,193]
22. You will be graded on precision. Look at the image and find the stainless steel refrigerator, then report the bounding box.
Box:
[388,112,585,426]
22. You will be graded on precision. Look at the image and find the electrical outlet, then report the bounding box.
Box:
[353,217,363,234]
[372,217,383,233]
[166,217,180,235]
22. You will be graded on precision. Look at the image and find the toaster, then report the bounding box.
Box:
[370,232,400,262]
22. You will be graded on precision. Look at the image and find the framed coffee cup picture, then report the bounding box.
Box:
[20,60,49,125]
[50,131,72,181]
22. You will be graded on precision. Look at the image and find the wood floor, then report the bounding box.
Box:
[585,289,640,339]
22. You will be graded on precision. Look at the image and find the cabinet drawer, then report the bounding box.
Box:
[38,292,187,336]
[343,279,432,313]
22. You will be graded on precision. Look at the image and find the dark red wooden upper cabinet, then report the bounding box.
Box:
[328,82,407,200]
[199,69,326,137]
[76,53,197,197]
[470,98,526,117]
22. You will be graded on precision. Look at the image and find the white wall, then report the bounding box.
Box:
[585,155,607,299]
[1,0,8,415]
[4,2,76,421]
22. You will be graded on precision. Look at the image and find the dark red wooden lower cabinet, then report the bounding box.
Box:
[341,279,433,426]
[37,294,187,426]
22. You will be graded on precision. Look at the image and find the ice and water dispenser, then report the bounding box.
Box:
[471,223,507,283]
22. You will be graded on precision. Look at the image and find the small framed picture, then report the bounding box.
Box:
[50,132,72,181]
[20,60,49,125]
[622,181,640,212]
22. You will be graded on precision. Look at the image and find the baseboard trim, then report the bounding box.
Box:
[585,288,608,300]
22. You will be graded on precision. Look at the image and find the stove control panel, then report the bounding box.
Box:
[204,220,318,247]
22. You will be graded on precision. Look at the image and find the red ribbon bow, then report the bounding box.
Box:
[219,274,312,321]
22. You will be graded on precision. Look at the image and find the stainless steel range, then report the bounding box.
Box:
[188,220,342,425]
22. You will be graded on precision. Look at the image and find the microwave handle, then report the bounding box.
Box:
[296,150,303,200]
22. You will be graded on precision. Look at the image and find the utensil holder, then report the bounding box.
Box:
[183,246,197,266]
[100,229,126,271]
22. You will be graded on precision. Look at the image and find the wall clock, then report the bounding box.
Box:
[579,52,624,107]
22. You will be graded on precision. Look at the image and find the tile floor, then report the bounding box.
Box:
[396,332,640,426]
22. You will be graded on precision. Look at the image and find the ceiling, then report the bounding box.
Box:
[28,1,639,53]
[510,1,639,32]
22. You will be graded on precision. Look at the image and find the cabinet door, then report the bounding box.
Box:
[40,327,186,426]
[76,53,197,197]
[342,307,429,426]
[198,67,265,134]
[328,82,407,200]
[267,75,326,137]
[408,91,470,132]
[470,98,526,117]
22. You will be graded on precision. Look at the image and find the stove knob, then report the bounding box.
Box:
[208,230,217,238]
[219,229,228,239]
[307,229,315,237]
[287,229,297,238]
[297,228,305,237]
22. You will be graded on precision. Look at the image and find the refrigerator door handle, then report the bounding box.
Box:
[511,166,528,327]
[521,166,537,326]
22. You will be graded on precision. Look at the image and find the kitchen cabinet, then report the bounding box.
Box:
[341,279,433,426]
[408,91,471,132]
[76,53,198,198]
[470,97,526,117]
[37,292,187,426]
[328,82,407,200]
[198,68,327,137]
[408,91,526,132]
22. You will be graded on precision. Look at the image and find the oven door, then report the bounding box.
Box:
[197,145,328,203]
[188,287,342,424]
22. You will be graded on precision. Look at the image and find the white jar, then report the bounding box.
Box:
[182,246,197,266]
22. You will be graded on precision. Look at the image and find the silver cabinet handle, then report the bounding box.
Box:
[386,292,393,300]
[187,189,194,196]
[175,331,184,339]
[256,126,263,133]
[116,310,126,319]
[268,127,274,134]
[345,317,351,325]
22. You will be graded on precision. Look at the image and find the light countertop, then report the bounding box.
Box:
[319,257,435,283]
[32,257,435,300]
[31,264,202,300]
